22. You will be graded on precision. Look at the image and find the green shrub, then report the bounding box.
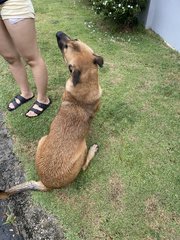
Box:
[89,0,147,27]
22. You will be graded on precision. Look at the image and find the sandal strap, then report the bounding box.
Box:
[11,99,20,108]
[28,107,42,115]
[34,100,51,110]
[8,94,34,111]
[14,95,29,103]
[10,95,29,108]
[25,99,51,117]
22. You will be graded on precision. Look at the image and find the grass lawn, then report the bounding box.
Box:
[0,0,180,239]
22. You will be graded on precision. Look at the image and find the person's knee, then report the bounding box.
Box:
[3,54,21,65]
[24,55,41,68]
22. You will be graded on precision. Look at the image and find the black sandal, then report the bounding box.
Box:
[25,99,51,118]
[8,94,34,111]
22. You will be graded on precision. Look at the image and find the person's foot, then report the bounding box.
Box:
[25,98,51,117]
[8,93,34,111]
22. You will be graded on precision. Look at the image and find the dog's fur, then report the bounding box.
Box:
[0,31,103,199]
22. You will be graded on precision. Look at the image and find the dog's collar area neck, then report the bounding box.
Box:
[63,91,100,105]
[62,92,100,116]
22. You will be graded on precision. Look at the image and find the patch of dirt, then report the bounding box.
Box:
[106,62,123,85]
[145,196,180,239]
[108,174,124,211]
[0,111,65,240]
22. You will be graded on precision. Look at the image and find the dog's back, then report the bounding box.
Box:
[36,96,96,188]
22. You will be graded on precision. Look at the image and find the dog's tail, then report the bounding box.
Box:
[0,181,48,200]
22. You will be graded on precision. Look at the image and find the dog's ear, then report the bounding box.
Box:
[93,55,104,68]
[72,69,81,86]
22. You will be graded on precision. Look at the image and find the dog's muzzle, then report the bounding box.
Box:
[56,31,71,51]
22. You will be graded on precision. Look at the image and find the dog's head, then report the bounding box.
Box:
[56,31,103,87]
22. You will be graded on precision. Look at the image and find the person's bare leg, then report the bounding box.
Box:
[4,18,49,117]
[0,19,33,109]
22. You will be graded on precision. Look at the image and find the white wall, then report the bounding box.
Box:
[144,0,180,52]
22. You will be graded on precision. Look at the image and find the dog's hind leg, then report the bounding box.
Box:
[36,135,47,159]
[37,135,47,150]
[82,144,98,171]
[0,181,49,200]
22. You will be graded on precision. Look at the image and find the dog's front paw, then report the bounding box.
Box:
[82,144,99,171]
[89,144,99,155]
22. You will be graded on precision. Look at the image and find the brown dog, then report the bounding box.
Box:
[0,31,103,199]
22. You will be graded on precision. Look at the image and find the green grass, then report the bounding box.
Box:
[0,0,180,239]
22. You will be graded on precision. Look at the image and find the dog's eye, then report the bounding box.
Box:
[64,44,68,49]
[68,64,73,73]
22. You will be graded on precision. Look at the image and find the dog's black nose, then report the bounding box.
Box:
[56,31,71,51]
[56,31,64,39]
[56,31,71,41]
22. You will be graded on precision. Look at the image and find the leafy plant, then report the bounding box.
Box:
[4,206,16,225]
[89,0,147,27]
